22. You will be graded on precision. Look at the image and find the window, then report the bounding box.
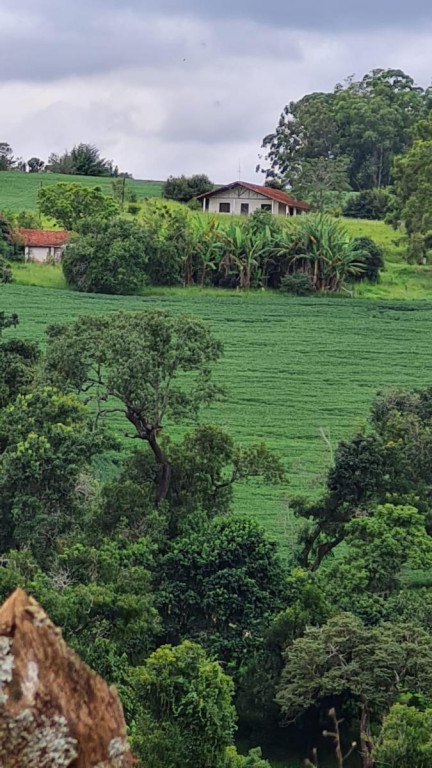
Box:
[219,202,230,213]
[261,204,271,211]
[240,203,249,215]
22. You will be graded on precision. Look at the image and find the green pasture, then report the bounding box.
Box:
[2,281,432,547]
[0,171,163,211]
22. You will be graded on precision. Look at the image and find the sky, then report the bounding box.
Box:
[1,0,432,181]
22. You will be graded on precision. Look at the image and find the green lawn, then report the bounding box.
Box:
[0,171,163,211]
[3,282,432,547]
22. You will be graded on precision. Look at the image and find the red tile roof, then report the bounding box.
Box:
[197,181,310,210]
[18,229,69,247]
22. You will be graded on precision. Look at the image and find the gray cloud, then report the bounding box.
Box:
[2,0,432,183]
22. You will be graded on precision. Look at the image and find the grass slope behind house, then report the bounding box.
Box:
[0,170,163,211]
[3,282,432,547]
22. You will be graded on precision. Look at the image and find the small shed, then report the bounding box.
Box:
[18,229,69,263]
[197,181,310,217]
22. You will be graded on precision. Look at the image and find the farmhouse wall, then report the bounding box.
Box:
[25,245,64,263]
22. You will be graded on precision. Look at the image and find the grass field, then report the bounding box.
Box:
[3,282,432,549]
[0,171,163,211]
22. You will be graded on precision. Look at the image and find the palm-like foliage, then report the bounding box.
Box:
[289,214,366,292]
[214,220,273,289]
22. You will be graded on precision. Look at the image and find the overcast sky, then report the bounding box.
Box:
[2,0,432,181]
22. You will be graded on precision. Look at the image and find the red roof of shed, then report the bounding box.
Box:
[18,229,69,247]
[197,181,310,210]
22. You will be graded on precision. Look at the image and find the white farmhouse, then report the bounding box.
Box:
[197,181,310,217]
[19,229,69,263]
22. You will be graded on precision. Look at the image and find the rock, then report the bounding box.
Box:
[0,588,136,767]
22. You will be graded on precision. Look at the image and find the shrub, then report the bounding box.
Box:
[350,237,384,282]
[62,216,149,294]
[163,174,213,203]
[280,272,313,295]
[343,189,389,220]
[0,256,12,283]
[127,202,141,215]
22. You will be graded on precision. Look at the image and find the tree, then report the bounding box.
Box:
[62,216,150,294]
[99,424,285,541]
[27,157,45,173]
[0,142,15,171]
[37,183,119,230]
[0,387,106,562]
[390,112,432,234]
[163,174,213,203]
[373,703,432,768]
[0,338,40,407]
[343,189,389,220]
[132,641,237,768]
[45,311,223,503]
[276,613,432,768]
[156,517,287,671]
[262,69,427,191]
[291,157,352,212]
[47,143,117,176]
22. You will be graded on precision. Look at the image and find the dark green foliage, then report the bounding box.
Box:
[0,387,106,562]
[280,273,313,295]
[62,216,149,294]
[390,112,432,235]
[343,189,389,220]
[350,237,384,282]
[47,143,120,177]
[156,517,286,672]
[37,182,119,230]
[0,256,12,283]
[277,613,432,766]
[0,338,39,407]
[0,142,15,171]
[27,157,45,173]
[163,174,213,203]
[263,69,427,191]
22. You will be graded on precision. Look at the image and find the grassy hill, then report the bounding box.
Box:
[3,282,432,546]
[0,171,163,211]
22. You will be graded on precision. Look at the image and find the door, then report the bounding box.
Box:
[240,203,249,216]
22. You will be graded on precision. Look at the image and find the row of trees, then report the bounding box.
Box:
[0,141,128,177]
[262,68,431,193]
[1,305,432,766]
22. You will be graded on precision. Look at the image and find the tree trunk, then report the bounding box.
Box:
[0,588,135,768]
[126,409,172,504]
[148,432,172,504]
[360,701,374,768]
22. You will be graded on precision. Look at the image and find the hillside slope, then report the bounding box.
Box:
[0,171,163,211]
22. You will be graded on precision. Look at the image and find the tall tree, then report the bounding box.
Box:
[262,69,428,191]
[0,142,15,171]
[45,311,223,503]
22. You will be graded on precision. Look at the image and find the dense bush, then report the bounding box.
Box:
[280,272,313,295]
[163,174,213,203]
[62,216,149,294]
[343,189,389,220]
[350,236,384,282]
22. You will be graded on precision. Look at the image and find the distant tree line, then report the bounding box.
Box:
[0,141,130,177]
